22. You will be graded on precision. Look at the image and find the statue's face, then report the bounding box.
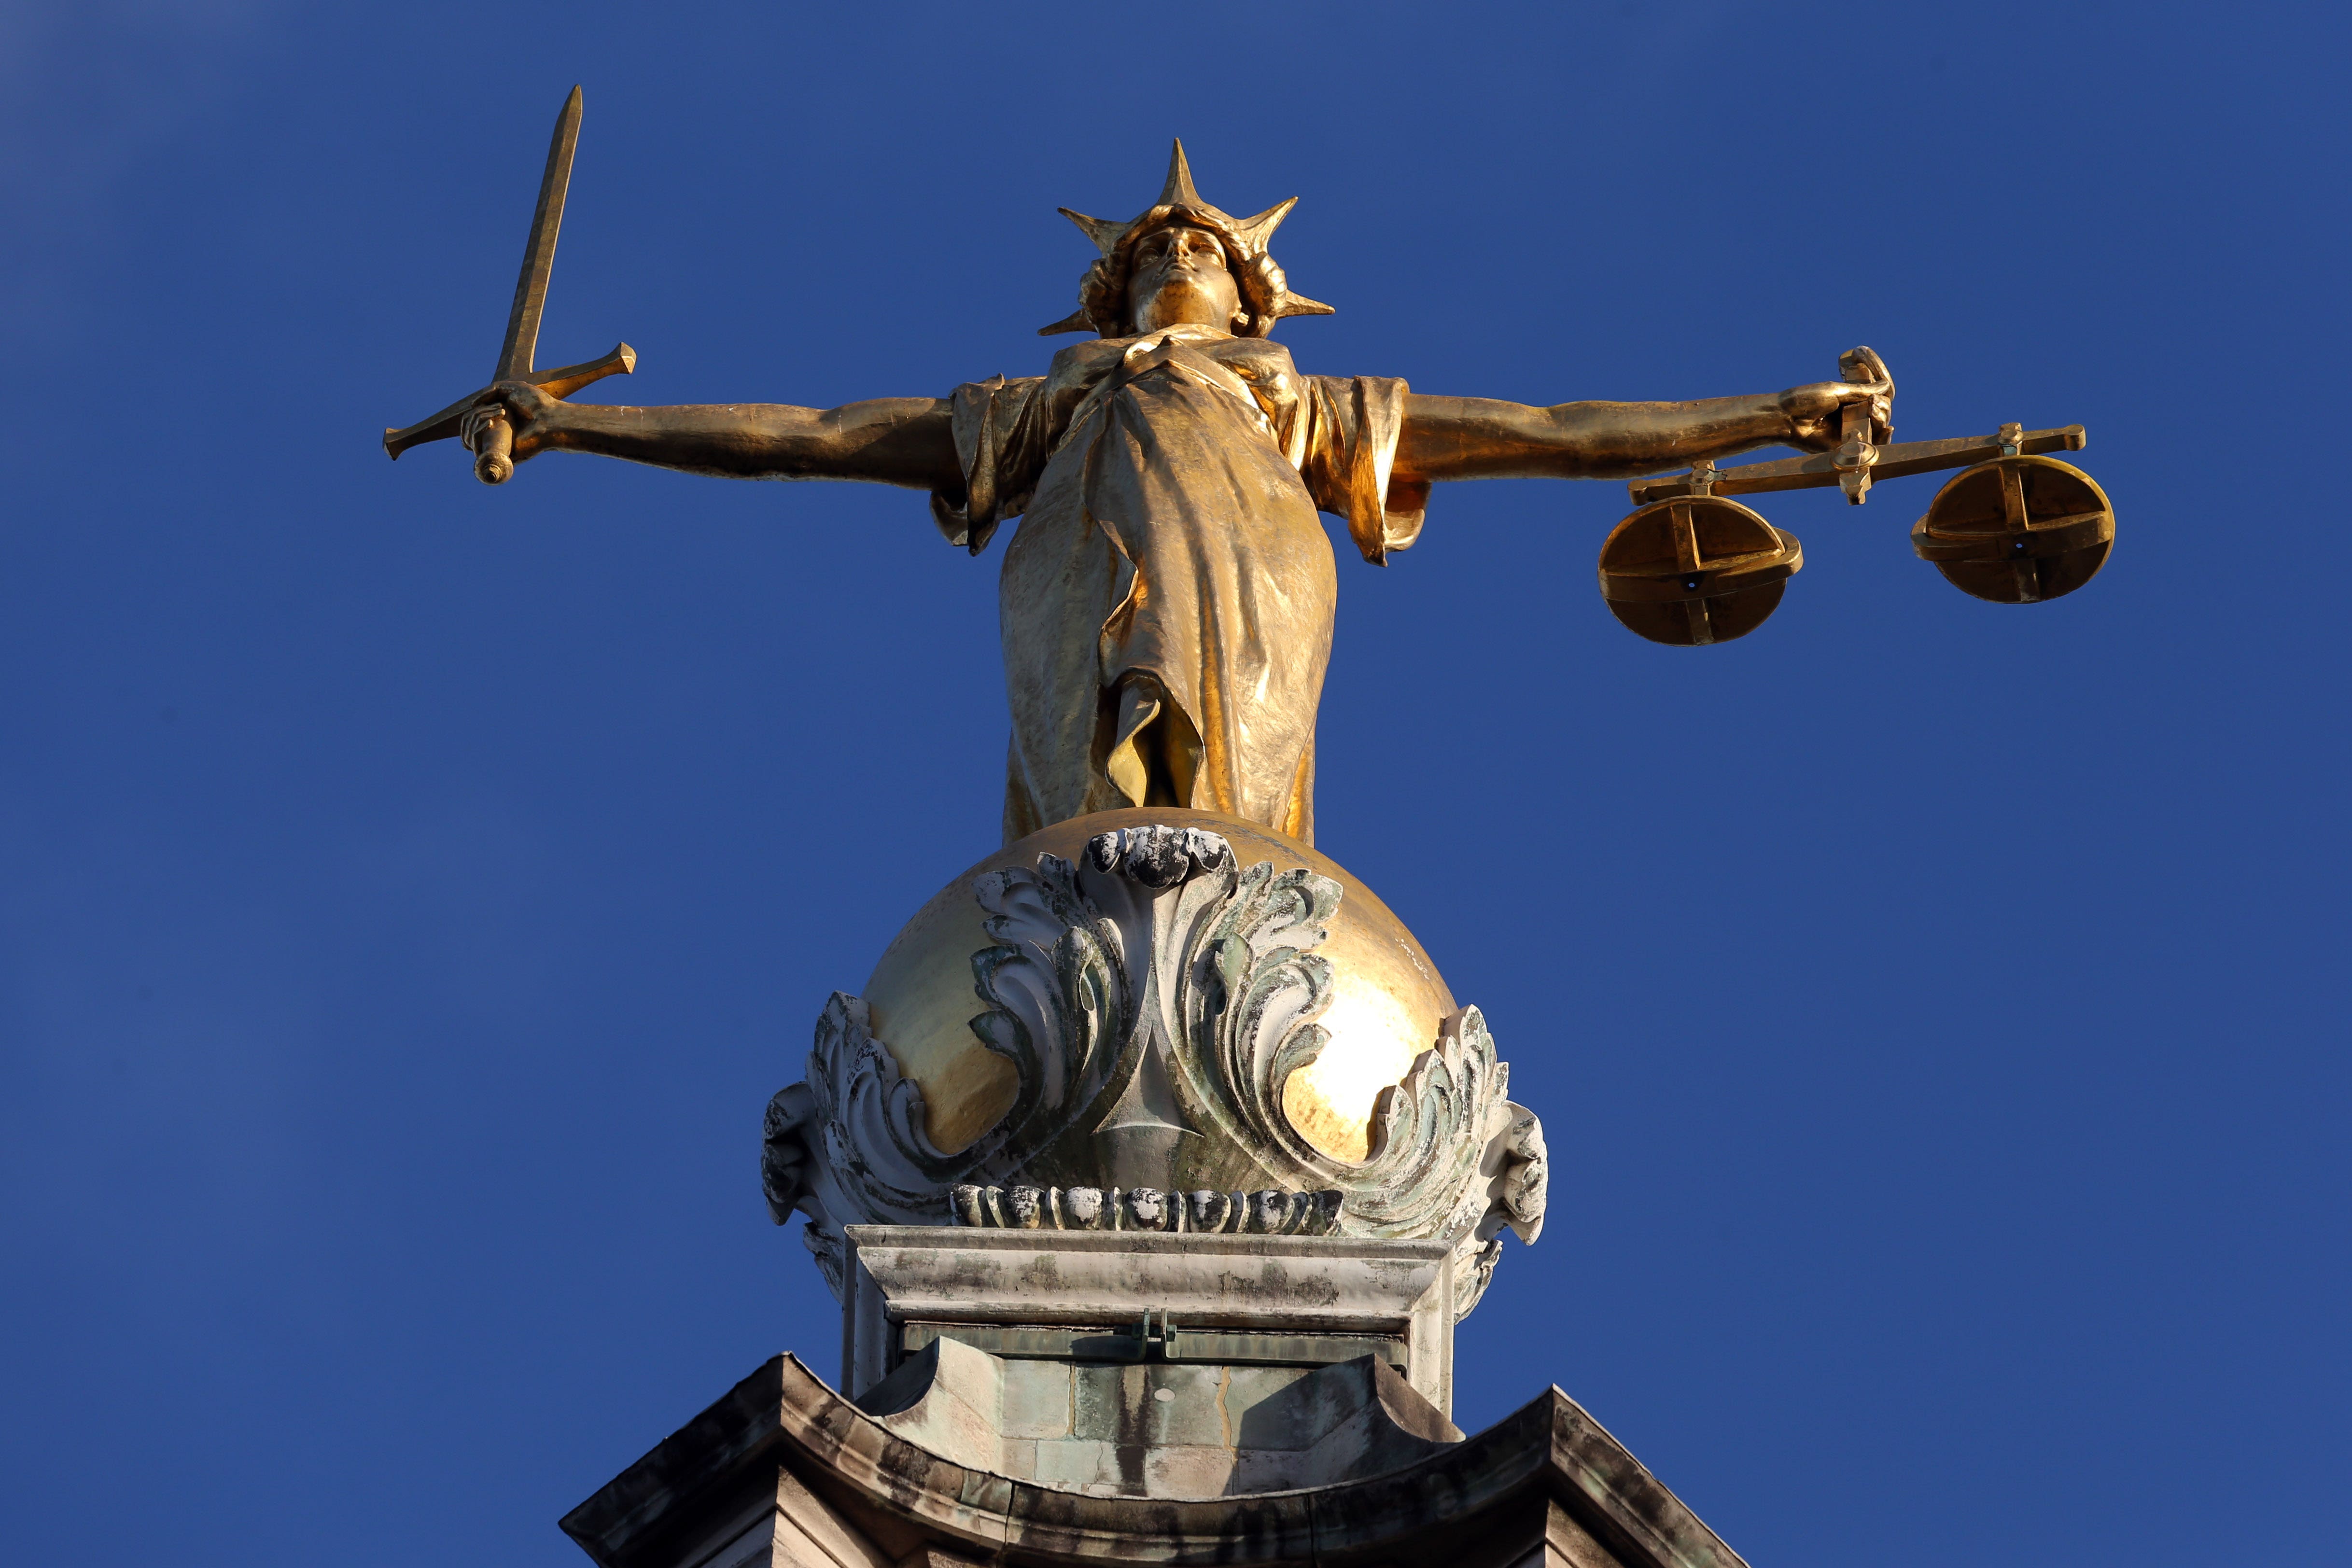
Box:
[1126,224,1241,335]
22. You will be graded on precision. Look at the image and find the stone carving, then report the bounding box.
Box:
[764,824,1547,1309]
[947,1183,1343,1234]
[1486,1103,1549,1244]
[762,994,958,1297]
[1454,1101,1550,1319]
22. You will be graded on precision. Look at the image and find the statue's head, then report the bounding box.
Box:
[1125,223,1242,335]
[1040,142,1334,340]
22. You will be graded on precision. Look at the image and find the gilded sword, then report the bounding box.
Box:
[382,85,634,484]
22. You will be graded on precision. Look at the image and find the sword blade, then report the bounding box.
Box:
[494,84,584,383]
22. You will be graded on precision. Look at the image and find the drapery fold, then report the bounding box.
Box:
[927,327,1423,845]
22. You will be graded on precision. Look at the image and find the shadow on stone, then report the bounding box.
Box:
[851,1338,940,1418]
[1227,1354,1461,1493]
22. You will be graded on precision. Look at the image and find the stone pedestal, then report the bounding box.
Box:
[834,1226,1462,1503]
[841,1225,1458,1415]
[559,1355,1750,1568]
[560,1223,1750,1566]
[574,814,1712,1565]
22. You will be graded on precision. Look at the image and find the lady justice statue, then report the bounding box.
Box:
[405,122,1918,1303]
[398,115,2108,1541]
[455,142,1890,849]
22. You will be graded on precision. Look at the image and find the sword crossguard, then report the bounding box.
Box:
[382,342,637,464]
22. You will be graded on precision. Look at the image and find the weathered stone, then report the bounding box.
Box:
[1025,1436,1114,1492]
[1215,1363,1310,1435]
[1139,1442,1236,1500]
[1137,1363,1226,1449]
[841,1224,1460,1414]
[838,1331,1461,1503]
[1067,1362,1133,1445]
[996,1360,1072,1440]
[559,1355,1752,1568]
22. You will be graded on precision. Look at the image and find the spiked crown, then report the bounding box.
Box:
[1039,141,1334,338]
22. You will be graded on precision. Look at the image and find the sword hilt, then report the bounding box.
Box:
[383,343,635,465]
[382,88,603,486]
[1833,346,1891,505]
[470,412,515,485]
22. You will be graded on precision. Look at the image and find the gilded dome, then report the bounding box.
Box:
[859,808,1455,1165]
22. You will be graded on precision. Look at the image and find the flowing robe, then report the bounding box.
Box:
[930,324,1428,846]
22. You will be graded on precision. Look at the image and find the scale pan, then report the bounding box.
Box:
[1597,494,1802,647]
[1912,455,2114,605]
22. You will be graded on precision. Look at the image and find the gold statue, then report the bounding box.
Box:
[381,89,2114,1293]
[395,117,1899,847]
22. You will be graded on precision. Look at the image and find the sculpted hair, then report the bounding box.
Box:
[1039,144,1333,338]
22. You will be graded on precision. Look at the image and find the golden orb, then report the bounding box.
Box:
[858,807,1456,1165]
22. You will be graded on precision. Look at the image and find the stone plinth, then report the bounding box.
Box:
[841,1225,1458,1414]
[559,1355,1750,1568]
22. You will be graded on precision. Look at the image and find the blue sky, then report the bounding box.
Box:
[2,3,2344,1565]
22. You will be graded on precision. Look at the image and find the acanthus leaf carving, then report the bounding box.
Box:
[760,822,1550,1312]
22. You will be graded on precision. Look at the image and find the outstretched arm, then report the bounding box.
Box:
[471,380,965,492]
[1396,377,1887,484]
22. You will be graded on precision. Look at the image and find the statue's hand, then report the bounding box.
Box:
[461,380,563,463]
[1778,376,1891,452]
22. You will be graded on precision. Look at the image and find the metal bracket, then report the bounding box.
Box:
[1078,1309,1176,1362]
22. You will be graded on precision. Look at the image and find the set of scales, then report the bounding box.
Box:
[1601,343,2114,646]
[388,90,2117,647]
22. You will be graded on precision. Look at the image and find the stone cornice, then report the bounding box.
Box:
[561,1353,1750,1568]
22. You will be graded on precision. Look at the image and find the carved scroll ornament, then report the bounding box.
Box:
[763,825,1547,1314]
